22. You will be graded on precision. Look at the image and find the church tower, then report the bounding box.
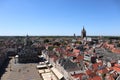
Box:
[24,35,32,47]
[81,26,86,38]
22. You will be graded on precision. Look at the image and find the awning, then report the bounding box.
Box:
[51,67,64,79]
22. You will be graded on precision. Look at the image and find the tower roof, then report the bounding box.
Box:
[82,26,86,32]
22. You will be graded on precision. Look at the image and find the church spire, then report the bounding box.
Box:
[82,26,86,32]
[81,26,86,38]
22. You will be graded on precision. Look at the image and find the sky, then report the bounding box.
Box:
[0,0,120,36]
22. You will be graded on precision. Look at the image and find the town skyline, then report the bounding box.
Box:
[0,0,120,36]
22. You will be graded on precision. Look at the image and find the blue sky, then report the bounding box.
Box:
[0,0,120,36]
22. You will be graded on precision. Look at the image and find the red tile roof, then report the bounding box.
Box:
[92,63,98,70]
[77,55,84,60]
[105,74,114,80]
[92,62,103,70]
[73,49,80,53]
[71,73,86,80]
[86,70,96,77]
[112,64,120,72]
[88,76,102,80]
[97,68,109,74]
[112,65,120,72]
[74,55,84,63]
[65,53,76,57]
[112,48,120,54]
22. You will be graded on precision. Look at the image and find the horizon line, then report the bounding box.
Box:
[0,35,120,37]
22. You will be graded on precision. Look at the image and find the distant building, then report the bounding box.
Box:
[81,26,86,38]
[18,35,39,63]
[73,33,77,39]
